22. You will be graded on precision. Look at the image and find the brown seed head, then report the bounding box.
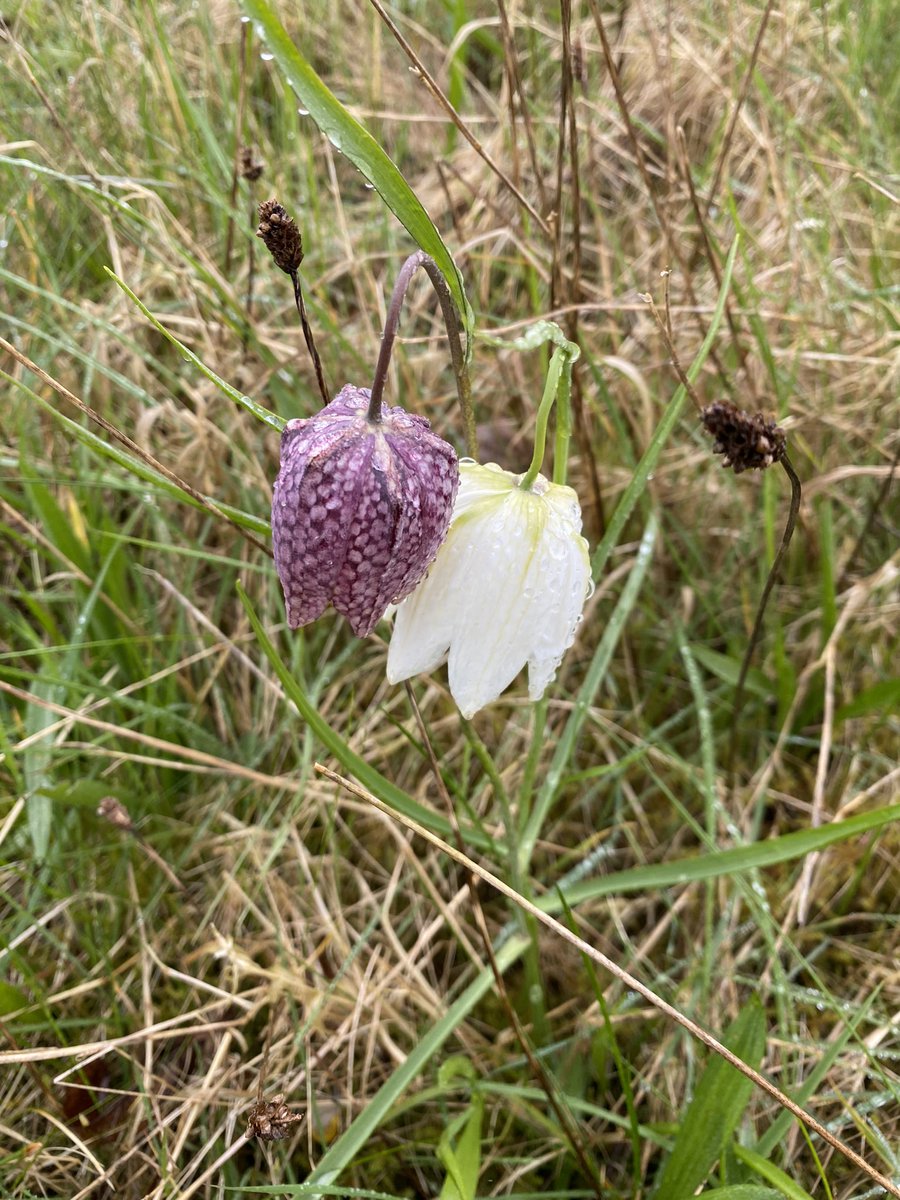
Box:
[240,145,265,183]
[701,401,786,474]
[245,1094,304,1142]
[256,199,303,274]
[97,796,134,831]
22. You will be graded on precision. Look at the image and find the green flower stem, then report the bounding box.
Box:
[520,346,563,490]
[553,353,573,486]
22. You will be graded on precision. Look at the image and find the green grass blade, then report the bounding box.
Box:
[651,999,766,1199]
[238,0,473,340]
[696,1189,782,1199]
[237,583,494,852]
[107,271,285,430]
[732,1145,817,1200]
[543,802,900,910]
[298,934,529,1199]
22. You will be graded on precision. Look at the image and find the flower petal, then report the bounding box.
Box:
[387,461,591,716]
[272,385,457,636]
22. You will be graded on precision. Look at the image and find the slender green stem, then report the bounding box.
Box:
[519,347,563,489]
[553,354,573,486]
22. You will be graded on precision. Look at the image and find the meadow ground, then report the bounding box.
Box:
[1,1,898,1197]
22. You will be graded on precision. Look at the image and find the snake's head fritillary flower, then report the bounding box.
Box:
[272,384,458,637]
[386,460,592,717]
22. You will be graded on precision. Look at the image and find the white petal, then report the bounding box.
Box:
[386,462,592,717]
[444,487,548,716]
[386,541,460,683]
[524,487,591,699]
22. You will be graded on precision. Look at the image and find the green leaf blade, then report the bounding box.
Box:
[652,999,767,1200]
[238,0,473,341]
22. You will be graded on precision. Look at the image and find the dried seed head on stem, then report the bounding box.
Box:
[257,199,329,406]
[641,277,801,792]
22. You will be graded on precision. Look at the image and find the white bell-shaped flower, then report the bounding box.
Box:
[387,460,592,717]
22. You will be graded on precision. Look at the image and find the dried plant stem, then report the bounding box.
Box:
[243,199,257,351]
[496,0,547,211]
[403,687,604,1200]
[642,289,702,413]
[224,21,250,280]
[675,126,753,384]
[0,337,272,558]
[641,297,803,788]
[316,761,900,1198]
[290,269,329,406]
[838,439,899,588]
[704,0,777,216]
[588,0,736,397]
[366,0,549,234]
[368,251,477,456]
[726,455,802,786]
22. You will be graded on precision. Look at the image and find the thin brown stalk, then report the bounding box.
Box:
[676,126,752,384]
[366,0,550,234]
[837,439,900,589]
[704,0,777,216]
[317,761,900,1198]
[550,1,570,312]
[290,269,329,406]
[642,287,702,413]
[0,337,272,558]
[587,0,735,397]
[402,687,604,1200]
[726,455,802,786]
[641,296,803,791]
[557,0,603,537]
[496,0,547,210]
[224,21,250,280]
[243,198,257,352]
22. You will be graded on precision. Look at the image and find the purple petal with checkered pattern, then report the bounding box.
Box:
[271,384,459,637]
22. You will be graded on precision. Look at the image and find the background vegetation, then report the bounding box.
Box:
[1,1,897,1198]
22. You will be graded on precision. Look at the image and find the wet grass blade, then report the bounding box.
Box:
[238,0,473,341]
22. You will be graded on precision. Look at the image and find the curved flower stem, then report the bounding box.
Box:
[727,454,802,788]
[520,346,565,490]
[368,251,477,456]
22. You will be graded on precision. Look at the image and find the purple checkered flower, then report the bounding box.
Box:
[271,384,459,637]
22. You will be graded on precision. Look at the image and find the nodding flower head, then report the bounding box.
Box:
[271,384,458,637]
[386,460,592,717]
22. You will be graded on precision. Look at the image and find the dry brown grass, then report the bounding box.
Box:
[1,0,897,1196]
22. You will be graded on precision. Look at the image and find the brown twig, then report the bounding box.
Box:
[225,21,250,281]
[676,126,753,386]
[837,439,899,589]
[704,0,777,217]
[726,455,802,786]
[290,271,329,406]
[496,0,547,211]
[641,282,702,413]
[587,0,735,397]
[641,293,802,789]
